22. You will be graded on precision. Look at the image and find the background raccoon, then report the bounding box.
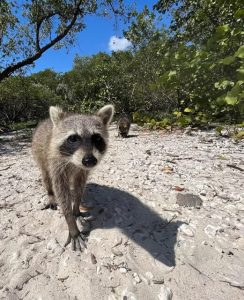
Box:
[117,116,131,138]
[32,105,114,251]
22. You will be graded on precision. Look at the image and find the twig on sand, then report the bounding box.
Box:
[0,163,15,171]
[188,263,214,281]
[160,214,178,229]
[219,280,244,290]
[19,229,45,241]
[104,282,121,289]
[163,208,182,215]
[226,164,244,172]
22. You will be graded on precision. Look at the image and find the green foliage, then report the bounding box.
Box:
[0,74,61,125]
[151,0,244,125]
[233,130,244,140]
[9,120,37,131]
[0,0,243,130]
[133,111,173,129]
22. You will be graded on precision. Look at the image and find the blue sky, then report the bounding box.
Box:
[32,1,169,73]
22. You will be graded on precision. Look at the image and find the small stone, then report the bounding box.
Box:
[176,193,202,208]
[158,285,173,300]
[120,267,128,274]
[90,253,97,264]
[179,224,194,237]
[132,272,141,283]
[152,279,164,284]
[96,266,101,274]
[204,225,222,238]
[111,248,123,257]
[57,275,69,282]
[145,272,154,280]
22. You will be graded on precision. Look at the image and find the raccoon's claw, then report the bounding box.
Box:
[72,235,87,251]
[64,232,87,251]
[41,203,57,210]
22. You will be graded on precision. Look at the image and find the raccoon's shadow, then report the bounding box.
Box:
[84,183,183,267]
[115,134,138,139]
[0,130,31,156]
[124,134,138,138]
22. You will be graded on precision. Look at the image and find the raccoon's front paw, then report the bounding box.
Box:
[64,232,87,251]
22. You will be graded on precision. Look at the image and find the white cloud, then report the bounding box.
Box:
[108,36,132,52]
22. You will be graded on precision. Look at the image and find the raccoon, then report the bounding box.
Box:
[32,105,114,251]
[117,116,131,138]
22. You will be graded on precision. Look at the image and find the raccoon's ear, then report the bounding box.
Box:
[49,106,64,126]
[97,104,114,126]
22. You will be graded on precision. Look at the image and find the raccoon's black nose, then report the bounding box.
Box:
[82,155,97,167]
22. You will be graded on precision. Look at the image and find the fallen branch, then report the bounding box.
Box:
[227,164,244,172]
[188,263,214,281]
[0,163,15,171]
[19,229,45,241]
[220,280,244,290]
[160,214,178,229]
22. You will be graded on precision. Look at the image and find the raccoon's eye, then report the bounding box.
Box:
[67,134,81,143]
[92,134,106,152]
[92,134,102,143]
[92,134,103,144]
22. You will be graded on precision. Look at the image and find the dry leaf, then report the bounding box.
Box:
[162,165,174,173]
[90,253,97,264]
[79,204,93,212]
[174,186,184,192]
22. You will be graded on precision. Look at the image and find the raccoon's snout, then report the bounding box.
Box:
[82,154,97,168]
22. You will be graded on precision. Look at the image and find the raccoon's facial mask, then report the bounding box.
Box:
[59,133,107,169]
[91,133,106,152]
[49,104,114,169]
[59,134,83,156]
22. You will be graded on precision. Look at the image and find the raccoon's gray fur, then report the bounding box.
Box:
[117,116,131,138]
[32,105,114,251]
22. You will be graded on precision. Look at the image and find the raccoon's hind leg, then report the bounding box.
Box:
[41,169,57,210]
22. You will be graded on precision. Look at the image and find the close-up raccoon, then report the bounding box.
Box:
[117,116,131,138]
[32,105,114,251]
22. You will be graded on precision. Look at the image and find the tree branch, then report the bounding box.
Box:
[36,12,58,51]
[106,0,119,14]
[0,0,83,82]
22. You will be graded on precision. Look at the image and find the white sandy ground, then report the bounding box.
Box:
[0,125,244,300]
